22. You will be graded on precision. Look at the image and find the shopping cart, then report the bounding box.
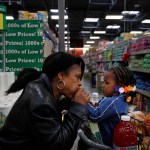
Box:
[78,117,150,150]
[130,116,150,150]
[77,121,112,150]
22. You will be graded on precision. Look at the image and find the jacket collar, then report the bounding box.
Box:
[40,73,53,93]
[40,73,60,110]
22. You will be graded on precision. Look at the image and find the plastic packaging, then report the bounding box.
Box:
[89,121,102,142]
[91,92,99,104]
[113,115,138,150]
[89,92,102,142]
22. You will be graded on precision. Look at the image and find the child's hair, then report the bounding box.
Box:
[109,67,136,86]
[109,67,136,101]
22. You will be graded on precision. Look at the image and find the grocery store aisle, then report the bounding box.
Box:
[82,78,97,96]
[82,76,104,99]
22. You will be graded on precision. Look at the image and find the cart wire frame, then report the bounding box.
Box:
[130,116,150,150]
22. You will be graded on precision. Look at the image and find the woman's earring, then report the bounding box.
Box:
[57,80,65,89]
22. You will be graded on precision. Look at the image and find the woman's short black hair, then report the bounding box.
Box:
[42,52,85,80]
[6,52,85,94]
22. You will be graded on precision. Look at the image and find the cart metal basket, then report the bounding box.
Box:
[78,117,150,150]
[130,116,150,150]
[78,121,112,150]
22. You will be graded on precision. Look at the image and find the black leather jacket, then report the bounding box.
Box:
[0,73,89,150]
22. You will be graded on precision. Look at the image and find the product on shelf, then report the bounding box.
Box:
[18,11,29,20]
[96,72,104,94]
[113,115,138,149]
[144,113,150,134]
[127,111,150,149]
[120,32,133,40]
[98,40,110,51]
[128,111,145,132]
[132,92,150,113]
[142,136,150,150]
[113,36,124,44]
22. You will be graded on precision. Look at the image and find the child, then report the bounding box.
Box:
[86,67,136,147]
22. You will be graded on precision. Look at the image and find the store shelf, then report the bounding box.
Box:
[97,60,112,63]
[97,69,105,73]
[136,88,150,98]
[112,59,122,61]
[81,55,90,58]
[130,49,150,55]
[113,39,131,47]
[129,68,150,73]
[97,50,107,54]
[96,59,122,63]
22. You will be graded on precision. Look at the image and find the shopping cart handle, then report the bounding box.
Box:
[78,129,112,150]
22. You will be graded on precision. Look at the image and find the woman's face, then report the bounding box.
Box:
[102,71,117,97]
[61,64,82,99]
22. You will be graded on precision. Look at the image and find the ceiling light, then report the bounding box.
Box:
[129,11,139,15]
[130,31,143,34]
[84,18,99,22]
[64,31,69,34]
[121,11,139,15]
[94,31,106,34]
[6,16,14,20]
[122,11,129,14]
[86,41,95,43]
[65,37,70,39]
[50,9,59,13]
[65,41,70,43]
[142,19,150,24]
[84,45,91,47]
[81,31,90,33]
[105,15,123,19]
[90,36,100,39]
[51,15,59,19]
[51,15,68,20]
[112,25,120,29]
[106,25,113,29]
[106,25,120,29]
[56,24,68,28]
[50,9,66,13]
[65,44,70,47]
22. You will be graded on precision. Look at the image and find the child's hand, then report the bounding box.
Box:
[89,101,97,107]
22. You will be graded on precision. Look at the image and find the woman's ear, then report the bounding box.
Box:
[58,72,65,80]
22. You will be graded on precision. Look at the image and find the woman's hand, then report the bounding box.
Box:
[72,87,90,106]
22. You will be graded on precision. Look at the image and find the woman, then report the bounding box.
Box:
[0,52,90,150]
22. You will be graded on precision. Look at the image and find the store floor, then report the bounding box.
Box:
[71,77,103,150]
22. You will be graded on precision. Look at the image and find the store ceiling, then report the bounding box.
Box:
[1,0,150,48]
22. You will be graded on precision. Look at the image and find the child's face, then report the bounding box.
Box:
[102,71,116,97]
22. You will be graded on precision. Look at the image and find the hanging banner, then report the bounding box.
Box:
[0,20,44,75]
